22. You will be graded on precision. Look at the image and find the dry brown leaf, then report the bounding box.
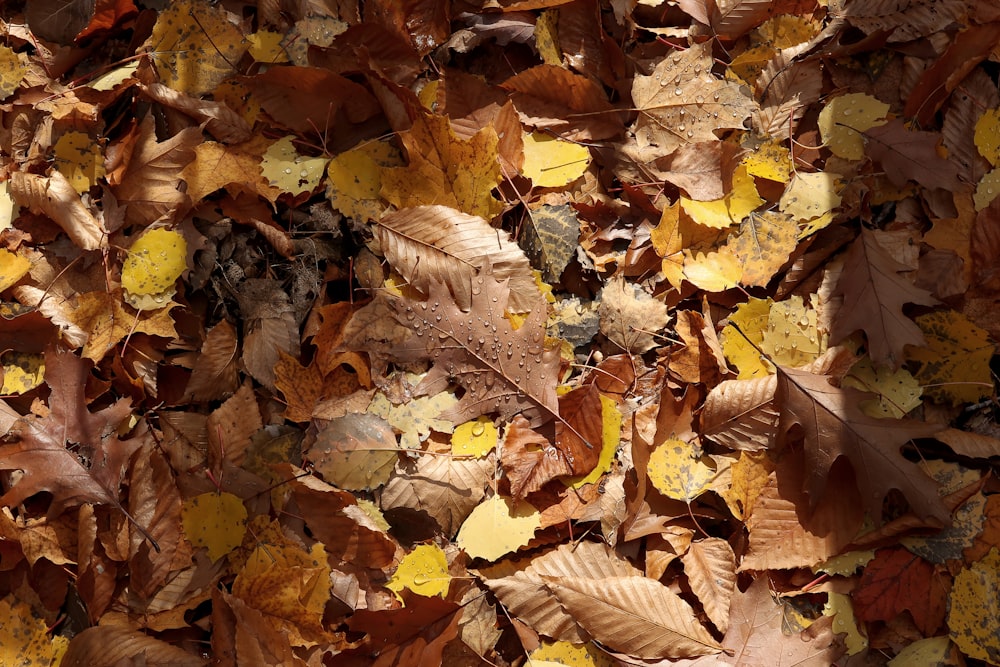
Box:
[63,625,207,666]
[701,375,779,451]
[543,575,722,659]
[682,538,737,634]
[753,51,822,141]
[598,275,671,353]
[8,170,105,250]
[183,320,239,403]
[377,205,538,312]
[141,82,252,144]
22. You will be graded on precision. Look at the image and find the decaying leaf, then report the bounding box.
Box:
[598,275,670,353]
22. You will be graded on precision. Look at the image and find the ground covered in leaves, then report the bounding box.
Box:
[2,0,1000,665]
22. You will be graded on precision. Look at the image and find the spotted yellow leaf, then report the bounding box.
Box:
[121,228,187,310]
[53,131,106,194]
[818,93,888,160]
[181,492,248,562]
[780,171,842,220]
[262,136,329,196]
[648,439,718,502]
[974,108,1000,166]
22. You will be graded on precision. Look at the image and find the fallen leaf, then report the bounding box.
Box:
[818,93,888,160]
[947,548,1000,664]
[386,543,451,599]
[457,495,541,561]
[181,492,248,563]
[598,275,670,353]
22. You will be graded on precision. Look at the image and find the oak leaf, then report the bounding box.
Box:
[776,366,947,523]
[852,547,948,636]
[830,228,938,368]
[865,118,961,190]
[0,346,137,519]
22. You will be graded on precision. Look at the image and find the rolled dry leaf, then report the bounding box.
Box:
[9,170,105,250]
[141,82,252,144]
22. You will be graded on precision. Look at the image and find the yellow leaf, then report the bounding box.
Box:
[0,247,30,292]
[725,211,798,287]
[181,140,281,204]
[888,637,957,666]
[974,167,1000,211]
[0,351,44,395]
[457,495,540,561]
[567,394,621,488]
[948,548,1000,664]
[145,0,247,95]
[818,93,889,160]
[530,640,616,667]
[521,132,591,188]
[381,113,504,219]
[452,417,498,457]
[726,44,775,86]
[261,136,329,195]
[842,357,922,418]
[535,10,562,65]
[754,14,820,48]
[823,592,868,656]
[326,141,401,221]
[181,492,248,562]
[0,46,27,100]
[798,211,836,239]
[722,297,772,378]
[683,248,742,292]
[742,140,792,183]
[759,295,825,368]
[815,550,875,576]
[780,171,842,220]
[121,228,187,306]
[0,597,66,666]
[386,543,452,600]
[53,131,105,194]
[681,165,763,228]
[906,310,995,405]
[69,291,178,361]
[974,108,1000,166]
[247,30,289,63]
[648,439,717,502]
[652,201,685,288]
[369,389,459,450]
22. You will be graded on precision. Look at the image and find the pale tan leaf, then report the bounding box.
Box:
[183,320,239,402]
[377,205,538,312]
[543,575,722,659]
[598,275,671,353]
[682,538,737,634]
[8,170,105,250]
[753,51,822,141]
[380,454,492,537]
[713,0,775,39]
[701,376,778,451]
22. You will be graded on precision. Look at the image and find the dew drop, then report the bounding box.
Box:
[299,169,309,178]
[673,75,682,85]
[435,314,442,322]
[686,130,694,138]
[283,167,292,175]
[678,108,685,117]
[695,95,704,104]
[472,286,481,295]
[842,109,852,116]
[678,123,686,132]
[713,92,720,101]
[674,87,683,96]
[472,423,485,436]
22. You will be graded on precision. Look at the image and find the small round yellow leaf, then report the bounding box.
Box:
[818,93,889,160]
[974,167,1000,211]
[974,108,1000,166]
[457,495,540,561]
[648,439,717,502]
[451,417,497,457]
[121,228,187,297]
[181,492,248,562]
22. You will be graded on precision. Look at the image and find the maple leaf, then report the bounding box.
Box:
[830,228,938,368]
[386,261,560,428]
[776,365,948,523]
[852,547,949,635]
[0,346,137,519]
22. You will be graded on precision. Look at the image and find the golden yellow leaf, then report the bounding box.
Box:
[648,439,717,502]
[68,291,178,361]
[725,211,798,287]
[0,351,44,395]
[181,492,248,562]
[722,297,772,378]
[521,132,591,187]
[0,46,26,100]
[121,228,187,306]
[818,93,889,160]
[181,141,281,204]
[530,640,616,667]
[974,107,1000,166]
[742,140,792,183]
[0,247,29,292]
[535,10,562,65]
[754,14,820,48]
[780,171,842,220]
[652,201,685,288]
[888,637,958,666]
[261,136,329,196]
[247,30,289,63]
[53,131,105,194]
[456,495,541,561]
[381,113,504,220]
[232,540,332,647]
[681,165,763,229]
[452,417,498,457]
[683,248,742,292]
[0,597,67,666]
[386,543,452,600]
[948,547,1000,663]
[326,141,401,221]
[906,310,995,405]
[145,0,247,95]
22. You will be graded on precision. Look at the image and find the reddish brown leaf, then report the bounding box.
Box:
[852,547,949,635]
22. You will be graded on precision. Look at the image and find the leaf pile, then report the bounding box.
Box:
[1,0,1000,665]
